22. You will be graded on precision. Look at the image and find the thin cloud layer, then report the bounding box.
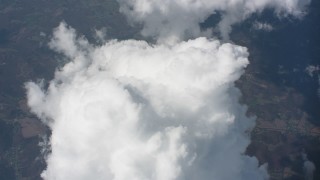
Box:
[26,23,268,180]
[302,153,316,180]
[253,21,274,31]
[118,0,310,41]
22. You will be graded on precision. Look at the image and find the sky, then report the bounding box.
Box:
[25,0,311,179]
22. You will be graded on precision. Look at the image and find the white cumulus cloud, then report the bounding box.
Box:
[26,23,268,180]
[25,0,312,179]
[117,0,310,41]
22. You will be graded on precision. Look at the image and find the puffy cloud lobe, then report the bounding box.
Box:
[117,0,310,41]
[26,23,268,180]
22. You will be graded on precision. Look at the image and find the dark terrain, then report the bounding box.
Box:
[0,0,137,179]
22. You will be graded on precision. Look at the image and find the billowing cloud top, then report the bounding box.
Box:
[26,23,268,180]
[118,0,310,41]
[25,0,311,179]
